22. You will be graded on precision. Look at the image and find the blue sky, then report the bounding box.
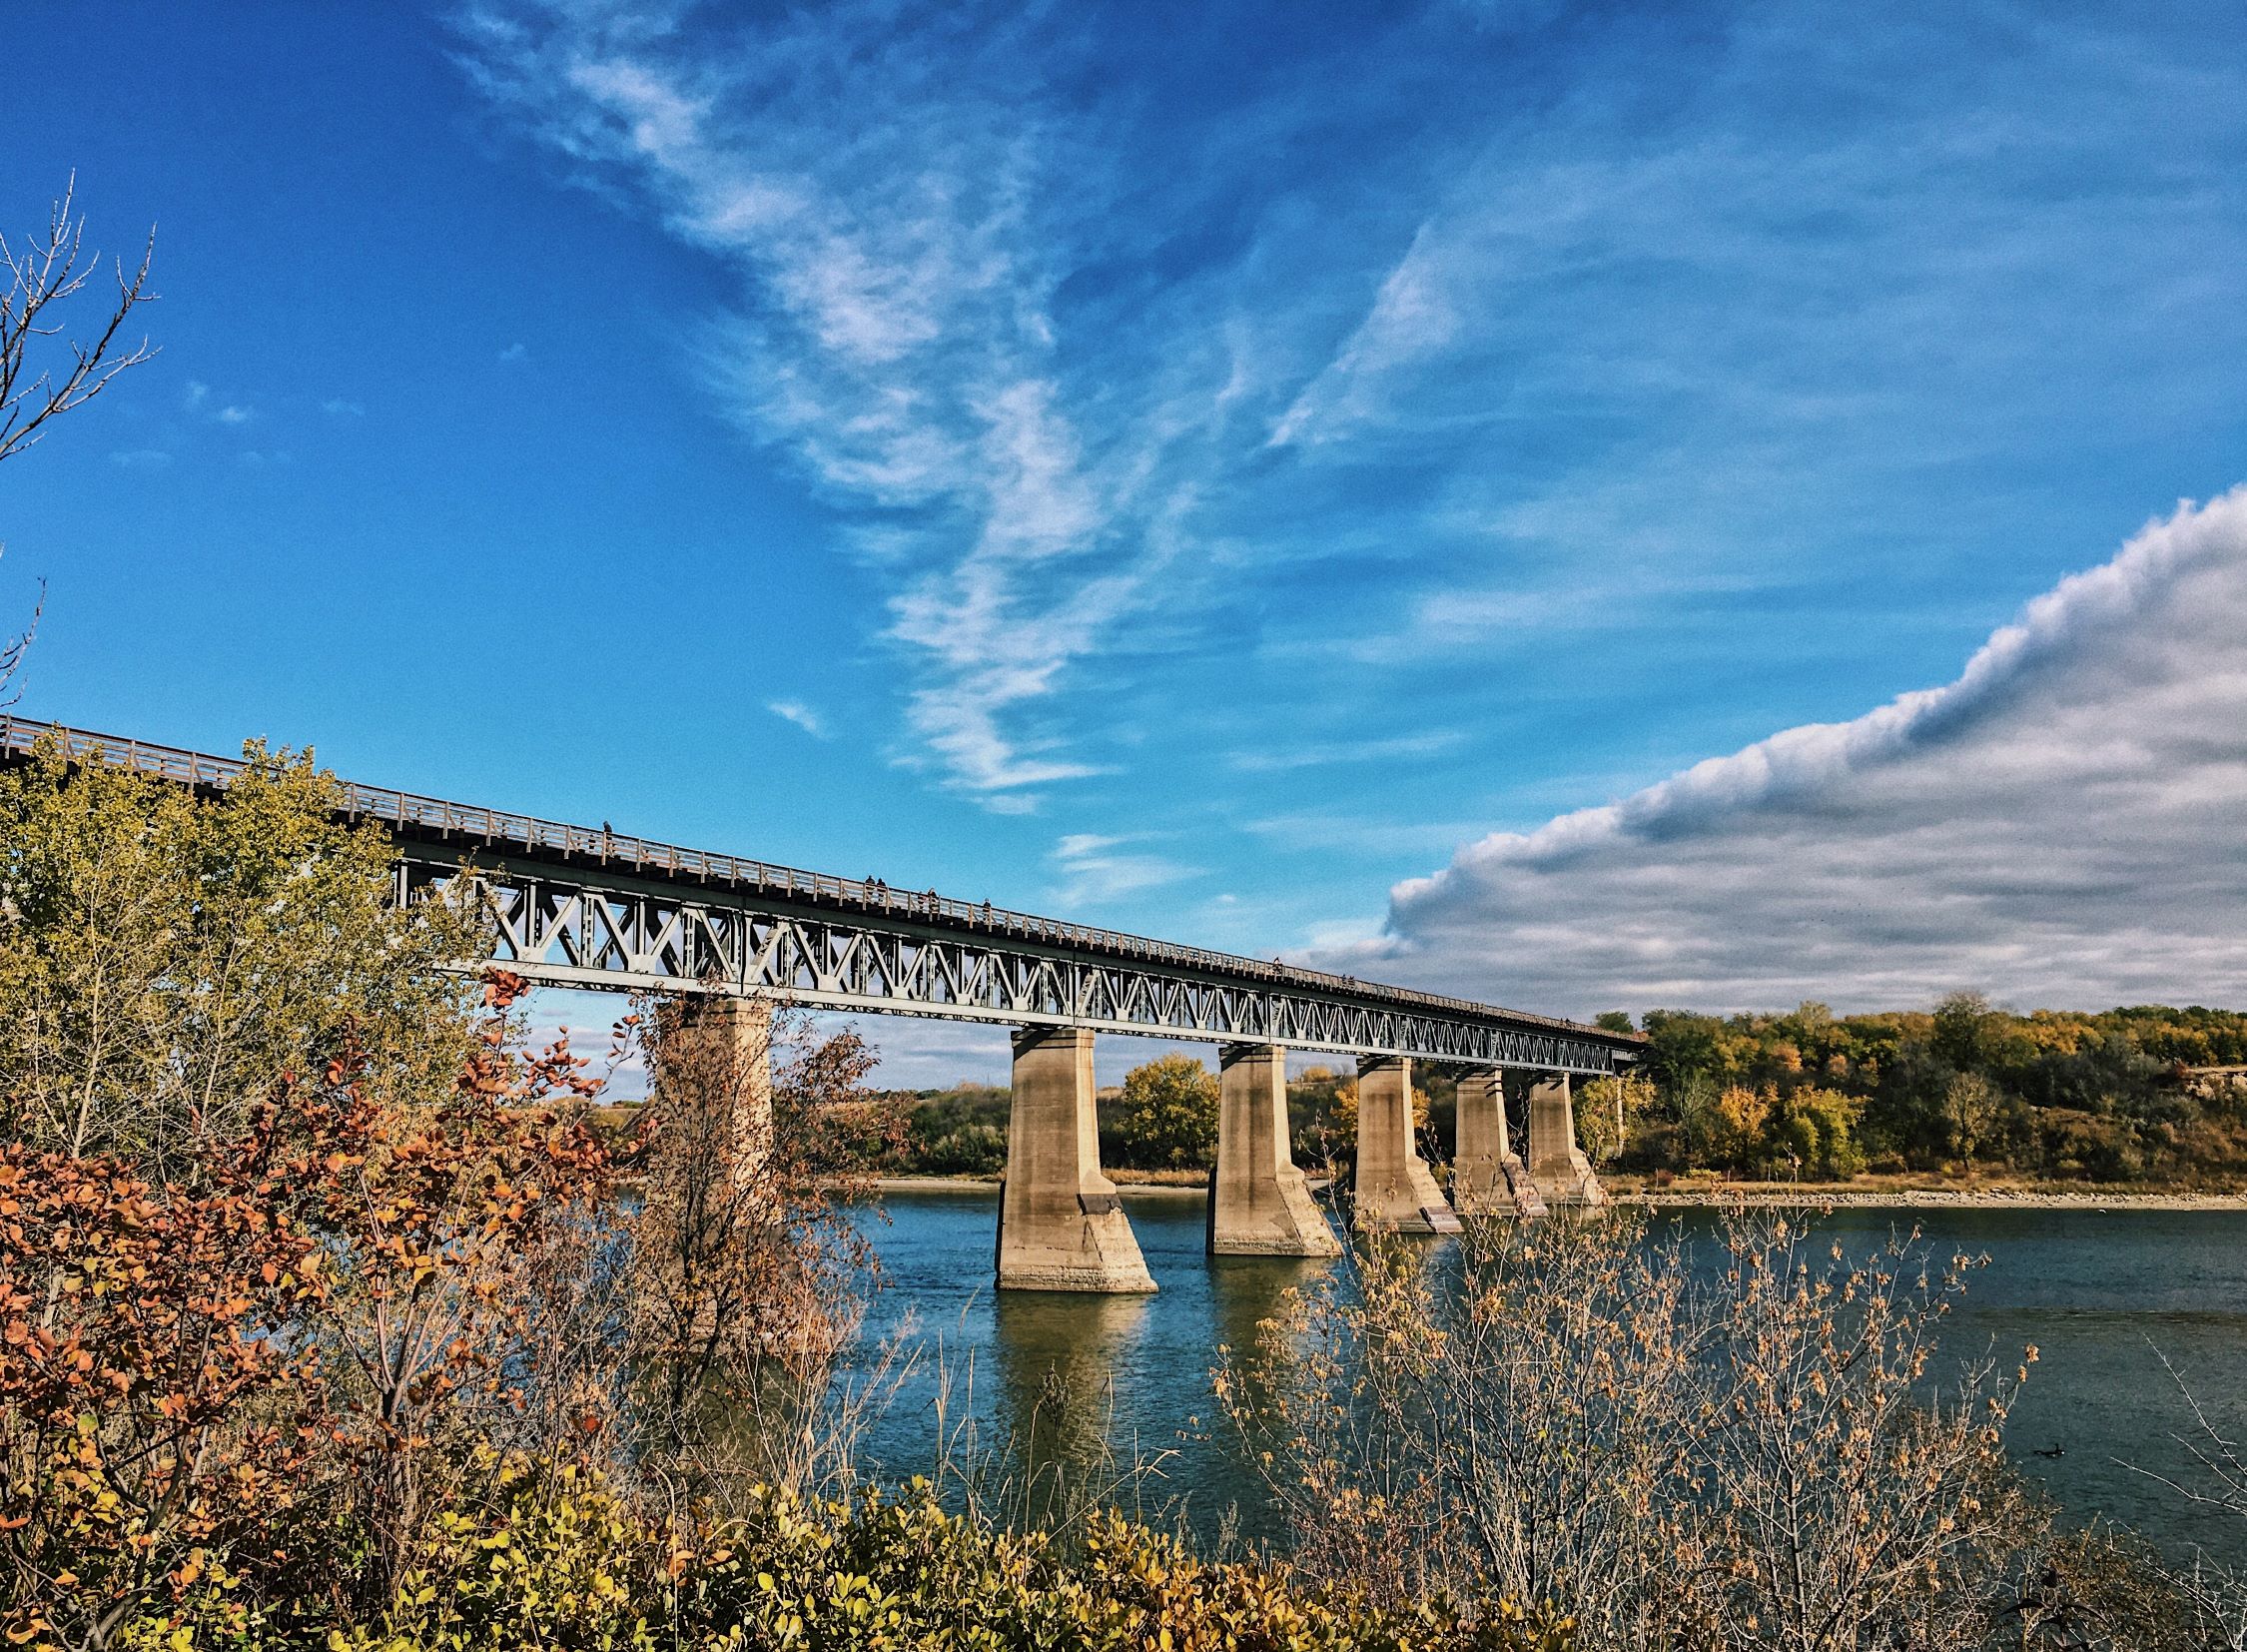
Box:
[4,1,2245,1086]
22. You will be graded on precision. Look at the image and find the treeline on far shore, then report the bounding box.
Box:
[863,998,2247,1188]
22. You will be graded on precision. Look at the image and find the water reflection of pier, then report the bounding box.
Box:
[986,1292,1151,1521]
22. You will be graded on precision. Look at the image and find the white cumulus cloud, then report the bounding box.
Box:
[1342,488,2247,1016]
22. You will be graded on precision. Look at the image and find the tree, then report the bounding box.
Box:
[1772,1085,1867,1179]
[1,179,159,702]
[1711,1084,1773,1172]
[1,177,156,467]
[1943,1071,2003,1171]
[297,984,615,1604]
[1577,1071,1653,1164]
[626,997,892,1500]
[1108,1054,1219,1170]
[0,734,481,1182]
[1932,990,1996,1072]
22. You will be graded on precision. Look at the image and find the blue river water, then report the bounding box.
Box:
[842,1190,2247,1566]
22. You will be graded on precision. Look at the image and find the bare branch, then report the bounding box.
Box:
[0,174,160,467]
[0,577,42,707]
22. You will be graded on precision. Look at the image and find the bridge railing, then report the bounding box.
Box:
[0,715,1638,1044]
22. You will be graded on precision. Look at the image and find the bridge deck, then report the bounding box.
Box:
[0,716,1644,1071]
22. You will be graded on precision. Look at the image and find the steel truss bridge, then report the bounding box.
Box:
[0,718,1644,1076]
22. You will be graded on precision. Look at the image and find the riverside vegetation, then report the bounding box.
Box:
[8,741,2247,1651]
[875,1006,2247,1192]
[1591,1001,2247,1188]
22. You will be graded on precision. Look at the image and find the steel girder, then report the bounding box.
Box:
[3,717,1644,1076]
[405,857,1635,1076]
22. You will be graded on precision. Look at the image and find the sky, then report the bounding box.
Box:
[3,0,2244,1088]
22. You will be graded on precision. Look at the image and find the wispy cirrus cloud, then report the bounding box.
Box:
[1228,731,1465,774]
[1051,832,1198,908]
[455,0,2247,998]
[765,699,828,739]
[455,1,1229,810]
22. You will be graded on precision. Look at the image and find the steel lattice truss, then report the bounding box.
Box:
[409,858,1636,1074]
[0,717,1642,1077]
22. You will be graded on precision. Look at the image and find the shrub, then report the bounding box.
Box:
[1221,1207,2106,1649]
[889,1086,1012,1177]
[914,1120,1008,1176]
[1104,1055,1219,1171]
[0,1133,330,1652]
[140,1457,1562,1652]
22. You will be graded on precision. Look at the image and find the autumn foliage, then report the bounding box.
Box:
[0,1136,325,1649]
[0,968,621,1649]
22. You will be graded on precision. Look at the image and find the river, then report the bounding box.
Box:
[842,1191,2246,1567]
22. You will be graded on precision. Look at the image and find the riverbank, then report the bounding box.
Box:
[869,1173,2247,1209]
[1618,1184,2247,1210]
[873,1173,1209,1198]
[1603,1172,2247,1209]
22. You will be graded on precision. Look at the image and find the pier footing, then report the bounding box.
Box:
[1453,1070,1546,1218]
[1529,1075,1606,1208]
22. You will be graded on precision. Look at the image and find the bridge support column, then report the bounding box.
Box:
[1209,1045,1340,1256]
[1528,1075,1606,1208]
[660,994,773,1187]
[1353,1055,1461,1234]
[997,1028,1156,1292]
[1453,1070,1546,1218]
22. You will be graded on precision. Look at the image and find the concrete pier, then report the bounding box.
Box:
[1208,1045,1341,1256]
[1453,1070,1546,1218]
[1352,1055,1461,1234]
[1527,1074,1607,1208]
[996,1027,1156,1292]
[662,994,773,1185]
